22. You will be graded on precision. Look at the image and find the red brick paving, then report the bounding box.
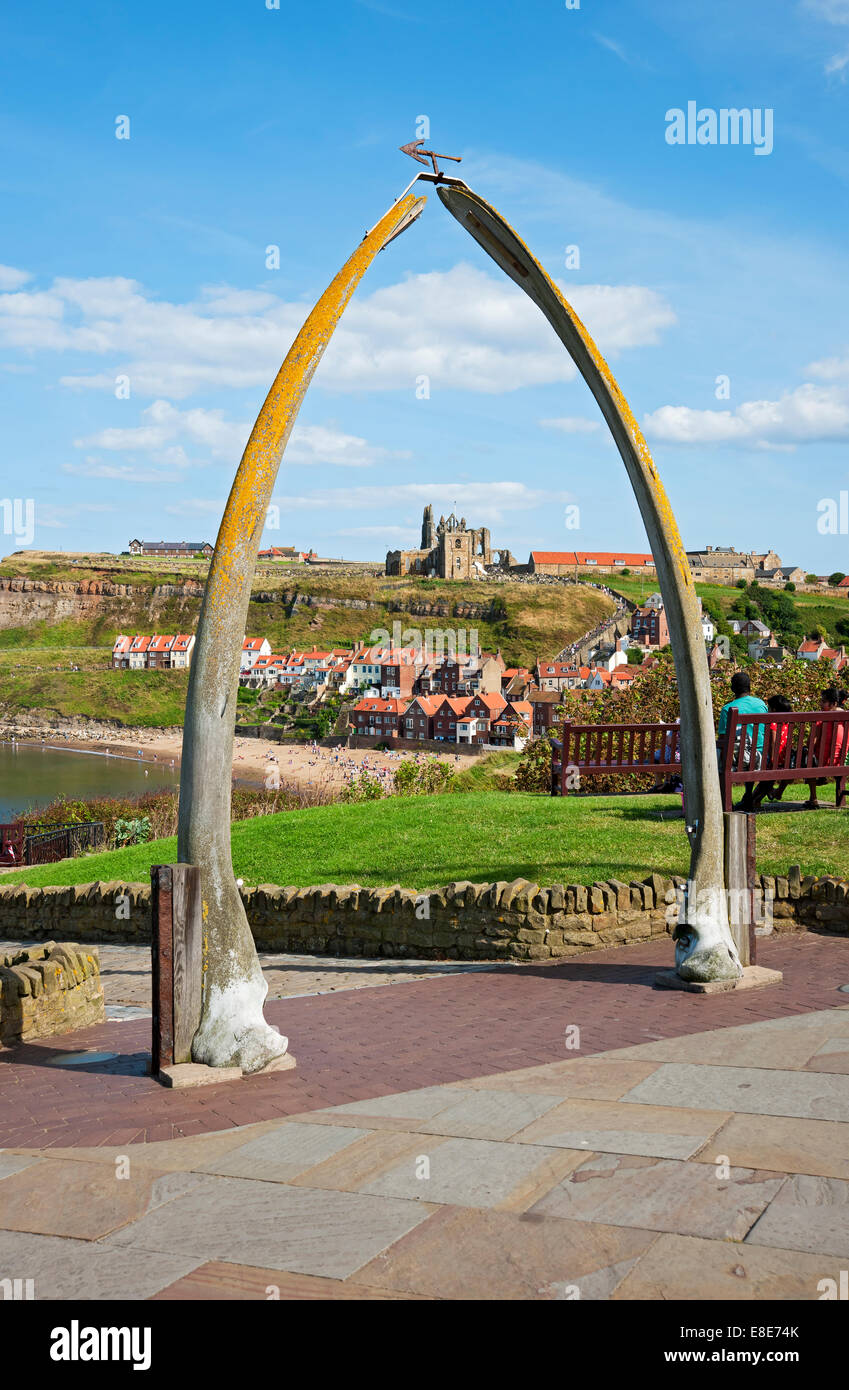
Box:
[1,932,846,1149]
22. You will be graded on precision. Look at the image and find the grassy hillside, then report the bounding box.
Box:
[609,574,849,647]
[0,669,189,726]
[5,789,845,890]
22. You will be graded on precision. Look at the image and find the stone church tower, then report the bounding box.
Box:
[421,504,435,550]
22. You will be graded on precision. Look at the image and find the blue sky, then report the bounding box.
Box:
[2,0,849,571]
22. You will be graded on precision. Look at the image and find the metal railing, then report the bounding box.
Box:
[13,821,106,866]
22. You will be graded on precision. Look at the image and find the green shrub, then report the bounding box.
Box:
[114,816,152,847]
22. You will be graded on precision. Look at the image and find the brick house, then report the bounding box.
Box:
[630,603,670,649]
[380,648,423,699]
[401,695,442,740]
[431,696,468,742]
[536,661,582,692]
[350,697,405,737]
[527,689,561,737]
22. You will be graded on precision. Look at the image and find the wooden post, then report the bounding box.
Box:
[151,864,203,1072]
[723,812,756,966]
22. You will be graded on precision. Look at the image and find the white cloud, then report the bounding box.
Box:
[74,400,403,469]
[0,263,675,400]
[35,502,117,530]
[0,266,32,291]
[643,382,849,446]
[167,481,569,528]
[805,353,849,380]
[539,416,602,434]
[825,47,849,75]
[804,0,849,23]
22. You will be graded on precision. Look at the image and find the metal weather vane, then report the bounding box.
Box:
[399,139,462,178]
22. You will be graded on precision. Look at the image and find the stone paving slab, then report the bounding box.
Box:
[511,1097,731,1160]
[690,1112,849,1179]
[287,1131,436,1193]
[359,1136,585,1211]
[449,1058,664,1100]
[0,1229,202,1300]
[101,1178,438,1280]
[196,1121,373,1183]
[152,1261,431,1300]
[0,1159,209,1240]
[620,1061,849,1122]
[528,1153,786,1241]
[350,1207,661,1301]
[610,1232,841,1301]
[619,1012,849,1071]
[0,1151,42,1179]
[745,1174,849,1258]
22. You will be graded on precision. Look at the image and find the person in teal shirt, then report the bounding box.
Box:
[717,671,768,772]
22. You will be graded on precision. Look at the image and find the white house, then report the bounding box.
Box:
[241,636,271,670]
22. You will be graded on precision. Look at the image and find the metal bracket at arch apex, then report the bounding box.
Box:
[364,147,469,250]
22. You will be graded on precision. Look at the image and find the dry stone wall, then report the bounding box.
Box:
[0,941,104,1044]
[0,868,845,961]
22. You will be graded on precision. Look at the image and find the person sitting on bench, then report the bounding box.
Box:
[750,694,793,809]
[717,672,768,810]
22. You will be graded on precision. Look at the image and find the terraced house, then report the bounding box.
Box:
[112,634,195,670]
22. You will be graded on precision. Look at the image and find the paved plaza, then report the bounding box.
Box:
[1,932,849,1300]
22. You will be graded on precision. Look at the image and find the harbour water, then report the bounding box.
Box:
[0,742,180,822]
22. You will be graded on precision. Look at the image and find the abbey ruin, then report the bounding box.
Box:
[386,506,514,580]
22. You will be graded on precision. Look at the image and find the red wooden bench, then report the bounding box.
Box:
[721,708,848,812]
[552,719,682,795]
[550,711,849,811]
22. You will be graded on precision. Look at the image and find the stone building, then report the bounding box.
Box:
[386,506,494,579]
[685,545,782,584]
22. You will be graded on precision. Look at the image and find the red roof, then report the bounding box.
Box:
[407,696,443,716]
[353,698,406,714]
[531,551,653,566]
[471,692,507,712]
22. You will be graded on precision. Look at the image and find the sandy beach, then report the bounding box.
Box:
[0,724,466,796]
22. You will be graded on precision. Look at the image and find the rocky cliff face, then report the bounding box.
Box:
[0,576,205,630]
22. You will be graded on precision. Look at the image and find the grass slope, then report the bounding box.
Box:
[0,669,189,726]
[5,790,846,890]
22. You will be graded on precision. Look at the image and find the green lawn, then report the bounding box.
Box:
[5,791,846,891]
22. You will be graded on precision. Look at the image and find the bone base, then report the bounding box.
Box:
[654,966,783,995]
[158,1052,296,1088]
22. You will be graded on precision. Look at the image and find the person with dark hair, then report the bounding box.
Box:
[752,694,794,809]
[802,687,847,809]
[717,671,768,808]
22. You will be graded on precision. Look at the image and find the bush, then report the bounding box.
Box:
[114,816,152,847]
[393,756,456,796]
[515,735,557,793]
[340,771,385,802]
[829,572,846,587]
[784,581,795,592]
